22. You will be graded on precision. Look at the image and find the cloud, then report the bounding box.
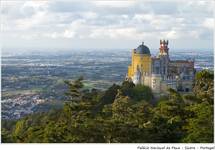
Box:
[147,1,179,14]
[20,1,49,16]
[89,27,145,39]
[48,1,92,13]
[2,0,214,50]
[92,0,136,8]
[14,11,48,30]
[202,18,214,30]
[63,30,76,38]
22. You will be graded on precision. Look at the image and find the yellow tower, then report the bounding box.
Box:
[127,42,152,82]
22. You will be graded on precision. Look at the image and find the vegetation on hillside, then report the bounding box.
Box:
[1,70,214,143]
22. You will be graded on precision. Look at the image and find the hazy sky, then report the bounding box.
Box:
[1,0,214,51]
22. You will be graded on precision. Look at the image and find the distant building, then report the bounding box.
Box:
[126,40,195,95]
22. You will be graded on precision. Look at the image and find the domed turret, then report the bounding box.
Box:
[135,42,150,55]
[127,41,152,86]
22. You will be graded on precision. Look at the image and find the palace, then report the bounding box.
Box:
[126,40,195,95]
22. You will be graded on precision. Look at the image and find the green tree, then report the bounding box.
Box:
[193,70,214,104]
[151,89,186,142]
[131,84,153,101]
[1,128,14,143]
[120,80,135,96]
[13,119,27,142]
[182,102,214,143]
[64,76,84,101]
[112,95,133,121]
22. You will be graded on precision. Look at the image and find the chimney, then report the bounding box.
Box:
[159,39,169,55]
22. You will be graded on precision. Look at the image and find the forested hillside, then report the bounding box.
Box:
[1,70,214,143]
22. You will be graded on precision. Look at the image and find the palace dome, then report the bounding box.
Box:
[135,42,150,55]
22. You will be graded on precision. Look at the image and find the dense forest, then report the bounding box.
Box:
[1,70,214,143]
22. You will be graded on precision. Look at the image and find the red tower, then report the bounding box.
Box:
[159,40,169,55]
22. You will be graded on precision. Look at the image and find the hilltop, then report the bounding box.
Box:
[1,70,214,143]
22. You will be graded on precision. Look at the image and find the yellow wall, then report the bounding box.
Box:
[128,50,151,78]
[128,65,132,77]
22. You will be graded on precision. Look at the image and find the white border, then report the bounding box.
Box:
[0,0,214,149]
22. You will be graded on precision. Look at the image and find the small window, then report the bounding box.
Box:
[156,67,159,74]
[185,88,189,92]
